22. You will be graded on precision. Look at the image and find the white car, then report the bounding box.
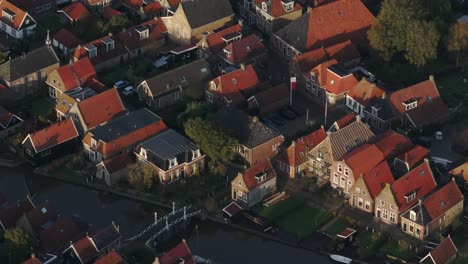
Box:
[122,86,135,96]
[435,131,443,141]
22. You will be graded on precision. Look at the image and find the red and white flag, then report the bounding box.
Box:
[290,77,297,91]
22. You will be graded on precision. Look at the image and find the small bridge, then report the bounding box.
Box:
[127,202,203,247]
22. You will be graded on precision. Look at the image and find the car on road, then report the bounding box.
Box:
[113,80,130,90]
[279,109,296,120]
[122,86,136,96]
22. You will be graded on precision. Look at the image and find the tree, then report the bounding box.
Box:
[184,118,238,162]
[127,163,154,191]
[447,23,468,66]
[405,21,440,67]
[108,15,129,33]
[3,228,31,249]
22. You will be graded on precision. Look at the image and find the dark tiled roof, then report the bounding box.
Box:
[328,119,375,160]
[275,11,310,52]
[0,46,59,82]
[39,217,83,254]
[208,109,281,148]
[181,0,234,29]
[0,197,35,230]
[424,236,458,264]
[158,240,195,264]
[91,223,120,251]
[140,129,197,160]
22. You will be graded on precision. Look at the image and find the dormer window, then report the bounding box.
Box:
[169,158,177,168]
[223,49,231,57]
[281,0,294,12]
[91,138,97,148]
[262,2,267,11]
[2,9,16,22]
[210,81,217,90]
[222,31,242,45]
[140,148,147,158]
[84,44,97,58]
[101,38,115,52]
[372,105,381,116]
[255,172,267,183]
[404,191,416,203]
[192,149,200,159]
[135,25,149,40]
[403,98,418,111]
[410,210,416,221]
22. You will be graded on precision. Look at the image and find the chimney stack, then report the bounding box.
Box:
[240,63,246,71]
[429,75,434,81]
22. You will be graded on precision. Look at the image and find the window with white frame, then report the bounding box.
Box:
[358,198,363,208]
[169,158,177,168]
[365,201,370,211]
[333,173,339,184]
[410,211,416,221]
[344,168,349,176]
[192,149,200,159]
[337,164,342,173]
[356,187,361,193]
[340,177,345,188]
[390,213,396,223]
[382,209,388,219]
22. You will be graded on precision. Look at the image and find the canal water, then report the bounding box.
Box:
[0,166,332,264]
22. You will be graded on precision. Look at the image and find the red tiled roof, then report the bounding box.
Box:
[101,153,133,174]
[73,237,98,263]
[224,34,265,65]
[336,228,356,239]
[143,1,163,15]
[77,88,126,129]
[406,97,449,128]
[0,0,29,30]
[122,0,142,9]
[117,19,167,51]
[374,130,413,160]
[241,159,276,190]
[21,256,43,264]
[293,40,360,72]
[53,29,82,50]
[306,0,375,50]
[334,113,356,130]
[257,0,302,17]
[347,78,385,107]
[24,202,58,234]
[324,66,358,95]
[103,7,123,20]
[39,217,82,253]
[423,181,464,221]
[427,236,458,264]
[167,0,180,7]
[249,83,289,109]
[74,35,128,66]
[0,110,14,128]
[206,24,242,54]
[94,251,127,264]
[363,161,394,199]
[222,202,243,217]
[210,65,260,104]
[396,145,430,170]
[391,161,437,212]
[310,59,338,88]
[344,144,385,180]
[27,118,79,153]
[159,240,195,264]
[60,2,89,21]
[0,198,34,230]
[277,127,326,167]
[55,58,96,91]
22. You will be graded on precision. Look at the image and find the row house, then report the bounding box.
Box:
[206,64,261,107]
[237,0,258,24]
[63,223,121,264]
[136,129,205,184]
[254,0,302,34]
[0,42,59,102]
[291,40,361,102]
[0,105,23,138]
[56,88,127,135]
[16,202,57,240]
[208,109,284,165]
[223,34,266,67]
[308,116,374,184]
[0,0,36,38]
[73,18,167,70]
[95,153,133,186]
[58,2,90,24]
[102,7,124,21]
[450,162,468,192]
[401,181,464,240]
[138,59,212,110]
[231,159,277,208]
[365,76,449,131]
[345,78,385,117]
[272,0,374,61]
[162,0,234,45]
[121,0,164,19]
[197,22,243,59]
[82,108,167,163]
[327,112,356,133]
[9,0,55,16]
[393,144,430,177]
[374,160,437,225]
[247,83,289,116]
[276,127,326,178]
[22,118,79,166]
[52,28,82,56]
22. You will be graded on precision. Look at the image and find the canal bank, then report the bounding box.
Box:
[0,166,339,263]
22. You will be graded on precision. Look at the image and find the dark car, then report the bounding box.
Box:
[289,104,306,116]
[279,109,296,120]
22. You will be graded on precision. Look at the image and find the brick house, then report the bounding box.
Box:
[374,160,437,225]
[400,181,464,240]
[38,217,84,256]
[419,235,458,264]
[345,78,385,117]
[57,88,127,134]
[9,0,56,16]
[96,153,133,186]
[46,58,96,99]
[136,129,205,184]
[121,0,163,18]
[231,159,277,208]
[22,118,79,166]
[450,162,468,192]
[156,239,196,264]
[162,0,234,45]
[0,105,23,138]
[365,76,449,131]
[82,108,167,163]
[272,0,374,60]
[0,0,37,38]
[205,64,261,107]
[276,127,326,178]
[247,83,289,116]
[0,44,59,102]
[197,22,242,59]
[393,145,430,177]
[308,117,374,184]
[254,0,302,34]
[349,161,394,214]
[222,34,266,66]
[58,2,90,24]
[138,59,212,110]
[208,109,284,165]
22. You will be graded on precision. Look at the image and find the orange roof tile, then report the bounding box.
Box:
[27,118,79,153]
[159,241,195,264]
[344,144,385,180]
[143,1,163,15]
[224,34,265,65]
[0,0,30,30]
[85,77,108,93]
[210,65,260,104]
[309,59,338,88]
[389,79,443,115]
[73,237,98,263]
[55,58,96,91]
[374,130,414,160]
[101,152,133,174]
[167,0,180,7]
[60,2,89,21]
[334,113,356,130]
[324,66,358,95]
[450,162,468,182]
[241,159,276,190]
[257,0,302,17]
[117,19,167,51]
[277,127,326,167]
[347,78,385,107]
[122,0,142,9]
[77,88,126,129]
[426,236,458,264]
[74,35,128,66]
[363,161,394,199]
[53,29,82,50]
[395,145,430,170]
[21,256,43,264]
[423,181,463,221]
[39,217,82,253]
[206,24,242,53]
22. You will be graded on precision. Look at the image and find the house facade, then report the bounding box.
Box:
[419,236,458,264]
[345,78,385,117]
[254,0,302,34]
[9,0,56,16]
[0,105,23,138]
[96,153,133,186]
[136,129,205,184]
[0,0,37,39]
[231,159,277,208]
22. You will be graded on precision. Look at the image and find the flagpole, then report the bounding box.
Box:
[289,78,293,107]
[324,95,328,128]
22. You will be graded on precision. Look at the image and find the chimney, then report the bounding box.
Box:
[108,32,113,37]
[291,140,296,147]
[31,253,36,259]
[382,92,387,99]
[240,63,246,71]
[238,19,244,28]
[252,116,259,122]
[355,115,361,121]
[429,75,434,81]
[361,76,367,81]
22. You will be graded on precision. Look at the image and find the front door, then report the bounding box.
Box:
[376,209,381,219]
[232,189,237,200]
[351,195,356,207]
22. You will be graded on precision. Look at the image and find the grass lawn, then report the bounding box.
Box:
[383,240,412,261]
[324,218,350,236]
[253,196,304,220]
[29,98,54,118]
[99,57,159,87]
[356,231,388,259]
[454,255,468,264]
[435,71,468,107]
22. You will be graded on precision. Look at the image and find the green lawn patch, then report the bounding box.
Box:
[253,196,304,221]
[356,231,388,260]
[324,218,350,236]
[29,98,54,118]
[435,72,468,107]
[383,240,412,261]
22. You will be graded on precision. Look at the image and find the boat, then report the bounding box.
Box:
[330,254,352,264]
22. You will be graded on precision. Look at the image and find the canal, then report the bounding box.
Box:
[0,166,333,264]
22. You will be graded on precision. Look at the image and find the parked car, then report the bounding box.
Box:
[122,86,135,96]
[279,109,296,120]
[113,80,130,90]
[434,131,443,141]
[289,104,306,116]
